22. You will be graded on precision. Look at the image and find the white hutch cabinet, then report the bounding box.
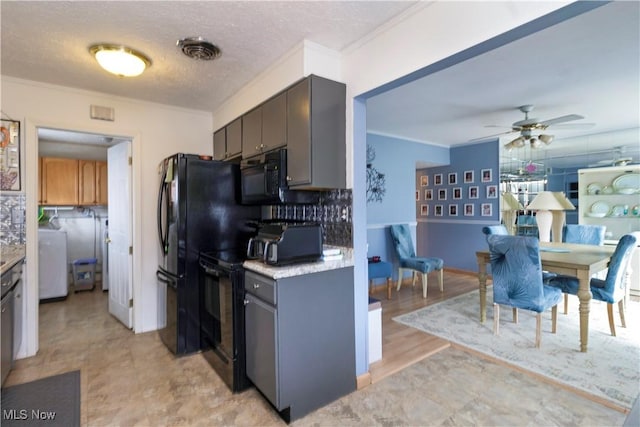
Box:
[578,165,640,296]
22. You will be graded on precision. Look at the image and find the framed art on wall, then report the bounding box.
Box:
[435,205,443,216]
[448,172,457,185]
[0,119,21,191]
[464,170,474,183]
[420,175,429,186]
[453,187,462,200]
[420,204,429,216]
[449,204,458,216]
[481,202,493,216]
[481,168,492,183]
[416,190,420,201]
[469,186,479,199]
[434,173,443,186]
[438,189,447,200]
[486,185,498,199]
[464,203,474,216]
[425,189,433,200]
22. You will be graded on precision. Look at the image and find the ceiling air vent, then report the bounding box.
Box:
[177,37,221,60]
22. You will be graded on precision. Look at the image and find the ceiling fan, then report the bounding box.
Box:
[474,105,593,150]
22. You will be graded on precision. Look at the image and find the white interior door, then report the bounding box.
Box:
[107,141,133,328]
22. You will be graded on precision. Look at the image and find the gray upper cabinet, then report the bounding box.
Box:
[286,75,346,189]
[262,92,287,152]
[213,117,242,161]
[242,92,287,159]
[241,106,263,159]
[213,128,226,160]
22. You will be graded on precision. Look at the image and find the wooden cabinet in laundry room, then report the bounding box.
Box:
[40,157,79,205]
[79,160,108,205]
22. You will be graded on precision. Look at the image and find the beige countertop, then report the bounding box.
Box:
[243,246,353,279]
[1,244,26,275]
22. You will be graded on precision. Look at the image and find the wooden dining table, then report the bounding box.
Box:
[476,242,616,352]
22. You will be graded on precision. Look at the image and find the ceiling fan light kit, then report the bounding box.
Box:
[90,44,151,77]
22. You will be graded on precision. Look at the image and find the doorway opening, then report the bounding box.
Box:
[36,127,133,332]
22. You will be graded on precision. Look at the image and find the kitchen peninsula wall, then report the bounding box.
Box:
[265,189,352,247]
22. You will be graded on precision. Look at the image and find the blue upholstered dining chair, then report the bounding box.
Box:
[548,233,638,336]
[554,224,607,313]
[389,224,444,299]
[563,224,606,245]
[482,225,556,283]
[487,235,562,348]
[482,225,509,236]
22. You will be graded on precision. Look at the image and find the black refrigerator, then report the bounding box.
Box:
[156,153,259,355]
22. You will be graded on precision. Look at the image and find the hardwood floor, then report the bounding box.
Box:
[368,269,479,384]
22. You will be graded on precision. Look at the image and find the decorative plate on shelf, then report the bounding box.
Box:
[632,205,640,216]
[590,201,610,215]
[612,173,640,193]
[586,212,607,218]
[610,205,627,217]
[587,183,602,195]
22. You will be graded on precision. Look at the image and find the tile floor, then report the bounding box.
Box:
[4,288,627,426]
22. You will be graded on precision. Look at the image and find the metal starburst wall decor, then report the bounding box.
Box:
[366,145,386,203]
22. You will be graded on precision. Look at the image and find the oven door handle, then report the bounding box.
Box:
[198,260,221,277]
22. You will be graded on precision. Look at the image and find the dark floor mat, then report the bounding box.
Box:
[1,370,80,427]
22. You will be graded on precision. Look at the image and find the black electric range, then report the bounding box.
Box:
[199,250,251,392]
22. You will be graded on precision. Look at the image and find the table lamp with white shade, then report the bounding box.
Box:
[501,192,524,235]
[526,191,567,242]
[551,192,576,242]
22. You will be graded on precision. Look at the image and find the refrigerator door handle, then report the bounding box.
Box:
[157,168,168,254]
[156,267,180,289]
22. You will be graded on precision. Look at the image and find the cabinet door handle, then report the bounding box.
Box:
[243,299,250,306]
[253,283,260,289]
[286,176,292,182]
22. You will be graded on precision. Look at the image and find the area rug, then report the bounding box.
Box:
[1,370,80,427]
[393,289,640,410]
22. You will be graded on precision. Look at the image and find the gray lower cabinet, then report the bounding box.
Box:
[286,75,346,189]
[1,289,13,385]
[244,267,355,422]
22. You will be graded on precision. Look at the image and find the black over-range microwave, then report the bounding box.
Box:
[240,148,319,205]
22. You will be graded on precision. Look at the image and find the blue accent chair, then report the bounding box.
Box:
[555,224,607,313]
[389,224,444,299]
[487,235,562,348]
[482,225,509,236]
[548,233,638,336]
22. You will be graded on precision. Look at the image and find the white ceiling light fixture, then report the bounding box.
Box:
[90,44,151,77]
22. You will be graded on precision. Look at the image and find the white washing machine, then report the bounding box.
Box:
[38,228,69,300]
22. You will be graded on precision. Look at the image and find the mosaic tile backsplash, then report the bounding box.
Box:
[266,189,353,247]
[0,192,26,245]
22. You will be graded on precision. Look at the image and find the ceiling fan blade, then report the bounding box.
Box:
[468,130,515,142]
[545,122,596,130]
[538,114,585,126]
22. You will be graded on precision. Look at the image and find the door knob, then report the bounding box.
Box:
[105,238,112,243]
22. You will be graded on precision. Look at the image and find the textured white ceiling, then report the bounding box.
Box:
[1,1,416,112]
[2,1,639,169]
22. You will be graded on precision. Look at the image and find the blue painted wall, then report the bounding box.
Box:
[366,133,449,225]
[366,134,448,279]
[418,140,501,272]
[366,138,500,274]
